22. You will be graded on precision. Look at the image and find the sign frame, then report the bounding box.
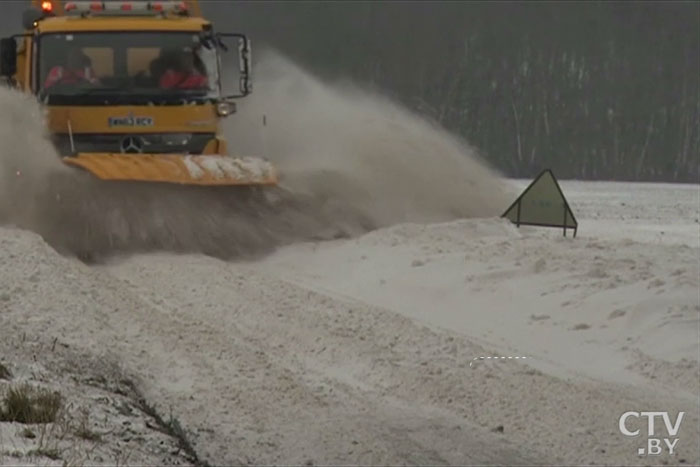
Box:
[501,169,578,237]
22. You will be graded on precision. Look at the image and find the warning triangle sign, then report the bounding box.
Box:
[502,169,578,236]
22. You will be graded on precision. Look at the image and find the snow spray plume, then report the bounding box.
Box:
[0,51,511,261]
[224,51,512,228]
[0,88,72,230]
[0,86,337,260]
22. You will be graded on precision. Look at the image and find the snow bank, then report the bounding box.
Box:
[256,182,700,395]
[0,228,193,464]
[1,179,698,464]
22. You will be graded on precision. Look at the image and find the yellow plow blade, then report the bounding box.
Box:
[62,153,278,186]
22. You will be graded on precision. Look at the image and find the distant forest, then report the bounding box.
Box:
[1,1,698,182]
[206,1,699,183]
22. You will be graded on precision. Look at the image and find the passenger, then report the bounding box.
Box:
[158,47,208,89]
[44,48,99,88]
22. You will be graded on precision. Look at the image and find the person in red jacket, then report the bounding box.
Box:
[158,48,208,90]
[44,48,99,89]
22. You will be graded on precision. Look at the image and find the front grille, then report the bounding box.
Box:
[52,133,215,156]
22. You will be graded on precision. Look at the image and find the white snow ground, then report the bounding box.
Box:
[256,180,700,390]
[1,180,698,465]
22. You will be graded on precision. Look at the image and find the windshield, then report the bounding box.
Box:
[38,32,220,104]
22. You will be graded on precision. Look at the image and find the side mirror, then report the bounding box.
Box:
[22,8,42,30]
[238,37,252,96]
[0,38,17,78]
[217,32,252,98]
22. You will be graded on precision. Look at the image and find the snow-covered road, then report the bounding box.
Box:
[254,181,700,391]
[1,180,698,465]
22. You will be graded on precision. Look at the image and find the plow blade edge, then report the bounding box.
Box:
[63,153,278,186]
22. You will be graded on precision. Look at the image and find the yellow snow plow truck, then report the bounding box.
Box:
[0,0,277,186]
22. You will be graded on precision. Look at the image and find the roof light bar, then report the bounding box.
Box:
[41,1,53,12]
[102,1,147,11]
[62,1,188,15]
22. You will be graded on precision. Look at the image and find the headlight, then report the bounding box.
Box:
[216,102,236,117]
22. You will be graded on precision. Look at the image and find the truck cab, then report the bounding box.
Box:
[0,0,276,186]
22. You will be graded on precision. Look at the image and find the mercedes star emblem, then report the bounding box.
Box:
[120,136,144,154]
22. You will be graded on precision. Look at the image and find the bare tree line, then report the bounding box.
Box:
[214,1,699,182]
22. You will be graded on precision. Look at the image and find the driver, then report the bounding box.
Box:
[158,47,208,89]
[44,48,99,88]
